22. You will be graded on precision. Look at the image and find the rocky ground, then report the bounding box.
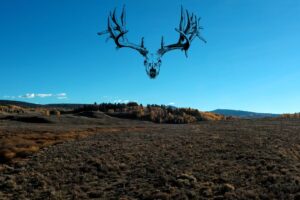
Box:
[0,113,300,199]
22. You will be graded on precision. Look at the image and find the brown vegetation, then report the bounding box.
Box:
[0,126,146,163]
[281,113,300,119]
[0,105,151,163]
[1,102,299,199]
[0,105,25,114]
[0,117,299,199]
[74,102,227,124]
[0,130,80,162]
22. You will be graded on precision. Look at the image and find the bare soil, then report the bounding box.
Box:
[0,113,300,199]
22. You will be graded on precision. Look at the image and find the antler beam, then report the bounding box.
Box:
[98,6,148,57]
[158,6,206,57]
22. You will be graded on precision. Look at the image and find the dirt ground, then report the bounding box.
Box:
[0,113,300,199]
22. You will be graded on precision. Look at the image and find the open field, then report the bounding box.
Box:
[0,111,150,163]
[0,112,300,199]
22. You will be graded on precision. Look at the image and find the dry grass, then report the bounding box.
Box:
[0,128,124,163]
[199,111,225,121]
[0,105,26,114]
[0,132,67,162]
[0,122,148,163]
[0,107,143,163]
[0,111,300,199]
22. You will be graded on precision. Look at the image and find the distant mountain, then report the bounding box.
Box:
[167,105,177,110]
[211,109,280,119]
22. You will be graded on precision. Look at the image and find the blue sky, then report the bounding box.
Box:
[0,0,300,113]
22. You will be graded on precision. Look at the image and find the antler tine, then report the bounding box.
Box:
[179,6,185,32]
[157,7,205,58]
[197,35,207,43]
[185,50,188,57]
[197,18,204,30]
[111,8,122,32]
[121,5,126,27]
[141,37,145,48]
[112,8,116,21]
[184,10,191,34]
[107,15,114,38]
[97,30,108,36]
[195,15,207,43]
[190,14,196,30]
[178,7,188,43]
[193,15,199,35]
[194,15,198,31]
[190,13,194,26]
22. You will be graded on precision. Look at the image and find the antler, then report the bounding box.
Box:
[158,6,206,57]
[98,6,148,57]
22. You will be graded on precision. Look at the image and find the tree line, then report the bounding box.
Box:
[73,102,227,124]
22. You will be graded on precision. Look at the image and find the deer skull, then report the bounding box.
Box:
[98,6,206,79]
[144,54,162,79]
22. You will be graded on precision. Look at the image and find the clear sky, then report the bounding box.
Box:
[1,0,300,113]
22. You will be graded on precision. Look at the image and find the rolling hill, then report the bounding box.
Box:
[0,100,86,109]
[0,100,40,108]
